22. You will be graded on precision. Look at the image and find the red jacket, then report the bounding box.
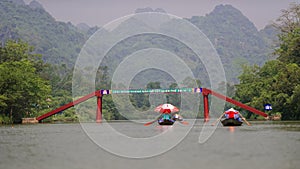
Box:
[225,111,238,119]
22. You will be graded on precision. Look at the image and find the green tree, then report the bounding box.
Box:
[274,3,300,34]
[283,85,300,120]
[274,3,300,66]
[166,83,180,107]
[0,60,51,122]
[0,40,42,64]
[276,27,300,65]
[234,4,300,120]
[235,64,261,104]
[235,60,300,119]
[0,40,51,122]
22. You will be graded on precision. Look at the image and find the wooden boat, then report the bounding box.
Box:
[221,118,243,126]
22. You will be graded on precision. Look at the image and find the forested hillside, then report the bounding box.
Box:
[188,4,277,82]
[0,0,97,66]
[0,1,278,82]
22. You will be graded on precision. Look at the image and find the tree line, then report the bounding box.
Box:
[234,3,300,120]
[0,40,80,123]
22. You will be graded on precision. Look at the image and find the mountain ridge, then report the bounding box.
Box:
[0,1,279,83]
[188,4,276,81]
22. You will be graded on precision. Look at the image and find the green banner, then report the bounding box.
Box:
[111,88,196,94]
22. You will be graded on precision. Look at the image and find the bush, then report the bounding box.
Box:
[0,114,12,124]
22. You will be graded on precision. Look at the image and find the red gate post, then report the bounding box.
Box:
[96,94,102,123]
[202,88,210,122]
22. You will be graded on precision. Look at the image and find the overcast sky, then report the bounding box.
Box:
[24,0,299,30]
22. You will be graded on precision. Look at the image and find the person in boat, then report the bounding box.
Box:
[158,113,175,123]
[172,113,183,122]
[224,108,243,122]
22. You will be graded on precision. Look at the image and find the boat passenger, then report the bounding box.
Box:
[225,108,242,122]
[158,114,174,123]
[172,113,183,121]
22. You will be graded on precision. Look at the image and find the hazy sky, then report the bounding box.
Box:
[24,0,299,30]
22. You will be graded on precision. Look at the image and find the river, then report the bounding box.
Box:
[0,120,299,169]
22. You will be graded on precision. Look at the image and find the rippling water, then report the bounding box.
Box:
[0,121,299,169]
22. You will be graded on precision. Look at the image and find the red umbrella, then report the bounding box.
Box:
[155,103,179,114]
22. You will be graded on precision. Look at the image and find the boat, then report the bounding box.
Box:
[144,103,188,126]
[221,118,243,126]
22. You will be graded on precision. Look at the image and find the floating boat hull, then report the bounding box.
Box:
[221,118,243,126]
[158,119,174,125]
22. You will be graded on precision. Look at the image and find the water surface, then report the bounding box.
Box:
[0,121,299,169]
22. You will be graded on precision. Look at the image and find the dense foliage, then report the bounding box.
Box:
[0,40,51,123]
[235,3,300,120]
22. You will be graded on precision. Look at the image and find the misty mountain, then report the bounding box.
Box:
[76,23,99,37]
[0,0,94,66]
[135,7,166,13]
[28,0,44,10]
[0,1,279,83]
[259,24,280,54]
[100,5,279,84]
[188,4,276,81]
[7,0,25,6]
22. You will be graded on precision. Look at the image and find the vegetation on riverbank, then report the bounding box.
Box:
[234,3,300,120]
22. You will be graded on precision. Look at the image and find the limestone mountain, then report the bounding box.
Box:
[135,7,166,13]
[0,1,279,83]
[188,4,275,82]
[0,0,93,66]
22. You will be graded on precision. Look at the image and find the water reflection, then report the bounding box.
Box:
[228,126,235,133]
[156,125,173,132]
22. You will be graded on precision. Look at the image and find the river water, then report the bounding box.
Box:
[0,120,299,169]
